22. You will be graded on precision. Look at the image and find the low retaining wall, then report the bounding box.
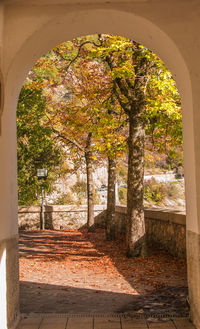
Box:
[18,205,186,257]
[18,205,106,230]
[145,208,186,258]
[95,206,186,258]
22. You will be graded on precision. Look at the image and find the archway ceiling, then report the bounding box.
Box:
[1,0,188,4]
[2,0,145,4]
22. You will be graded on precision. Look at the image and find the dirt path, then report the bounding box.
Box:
[19,229,188,316]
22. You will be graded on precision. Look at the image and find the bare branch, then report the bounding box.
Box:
[51,127,84,152]
[54,39,102,71]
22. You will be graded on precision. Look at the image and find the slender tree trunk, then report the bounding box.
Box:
[126,109,147,257]
[85,132,94,230]
[106,156,117,240]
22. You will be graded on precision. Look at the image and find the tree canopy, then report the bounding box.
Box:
[17,34,183,253]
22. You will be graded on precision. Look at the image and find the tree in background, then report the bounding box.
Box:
[17,86,64,205]
[89,95,128,240]
[39,53,109,229]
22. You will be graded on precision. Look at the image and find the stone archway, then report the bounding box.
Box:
[0,5,199,329]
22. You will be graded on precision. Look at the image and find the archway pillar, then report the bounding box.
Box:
[185,72,200,328]
[0,5,20,328]
[187,231,200,328]
[0,84,20,328]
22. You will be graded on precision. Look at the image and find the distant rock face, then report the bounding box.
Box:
[44,156,185,209]
[46,164,108,205]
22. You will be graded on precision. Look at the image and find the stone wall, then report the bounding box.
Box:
[95,206,186,258]
[18,205,106,230]
[18,205,186,257]
[145,208,186,258]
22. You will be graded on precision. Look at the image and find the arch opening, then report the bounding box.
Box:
[3,9,195,231]
[17,32,188,311]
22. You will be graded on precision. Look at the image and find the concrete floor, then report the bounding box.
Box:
[18,316,196,329]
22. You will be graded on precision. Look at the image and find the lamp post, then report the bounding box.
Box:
[37,169,48,230]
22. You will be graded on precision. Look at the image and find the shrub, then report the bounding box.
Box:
[72,180,87,197]
[166,181,184,199]
[118,187,127,205]
[55,192,75,205]
[116,161,127,184]
[144,178,167,204]
[94,190,101,205]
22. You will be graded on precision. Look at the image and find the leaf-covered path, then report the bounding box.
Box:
[19,229,188,316]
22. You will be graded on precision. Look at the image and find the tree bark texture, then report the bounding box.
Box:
[126,109,147,257]
[85,133,94,229]
[106,157,116,240]
[105,43,151,256]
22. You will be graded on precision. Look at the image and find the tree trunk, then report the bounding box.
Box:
[85,133,94,230]
[126,109,147,257]
[106,157,116,240]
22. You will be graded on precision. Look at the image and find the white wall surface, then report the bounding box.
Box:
[0,0,199,236]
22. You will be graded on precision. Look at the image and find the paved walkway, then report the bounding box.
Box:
[18,230,192,328]
[19,230,188,316]
[19,316,196,329]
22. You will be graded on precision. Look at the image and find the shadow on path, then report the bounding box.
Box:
[20,281,188,316]
[19,229,188,316]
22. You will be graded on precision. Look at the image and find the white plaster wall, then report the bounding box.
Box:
[0,1,199,247]
[0,3,18,241]
[0,5,4,48]
[1,1,198,237]
[0,248,7,329]
[0,90,18,241]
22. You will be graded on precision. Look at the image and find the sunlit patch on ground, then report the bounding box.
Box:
[19,229,188,316]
